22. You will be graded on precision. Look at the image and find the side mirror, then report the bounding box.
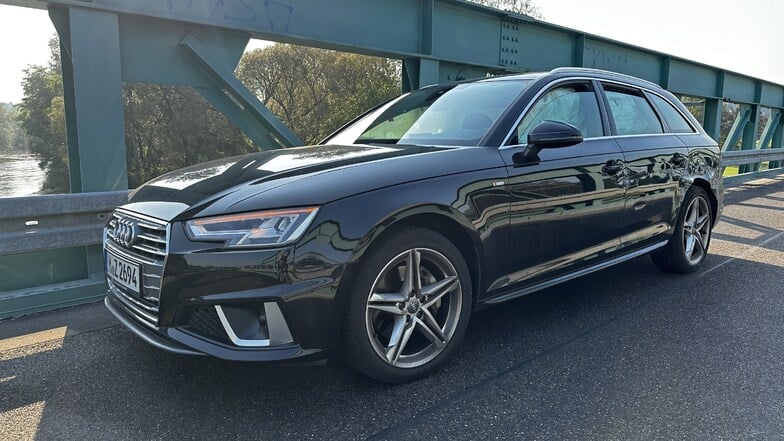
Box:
[514,120,584,164]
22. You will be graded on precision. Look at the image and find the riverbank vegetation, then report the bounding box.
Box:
[0,102,27,155]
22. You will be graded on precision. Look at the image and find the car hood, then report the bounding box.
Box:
[122,143,503,221]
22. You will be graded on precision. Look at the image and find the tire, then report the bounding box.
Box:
[342,226,472,383]
[651,186,713,273]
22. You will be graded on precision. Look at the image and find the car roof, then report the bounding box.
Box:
[479,67,664,91]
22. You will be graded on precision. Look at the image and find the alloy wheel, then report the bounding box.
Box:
[364,248,462,368]
[683,195,711,265]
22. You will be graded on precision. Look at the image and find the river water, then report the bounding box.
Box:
[0,154,46,197]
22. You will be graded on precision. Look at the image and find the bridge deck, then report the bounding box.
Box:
[1,174,783,440]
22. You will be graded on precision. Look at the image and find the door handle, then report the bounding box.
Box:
[602,160,624,176]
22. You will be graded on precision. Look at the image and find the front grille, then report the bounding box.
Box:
[106,210,167,262]
[104,209,169,327]
[187,307,230,344]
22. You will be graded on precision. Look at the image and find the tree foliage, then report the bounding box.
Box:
[237,44,400,144]
[16,39,69,193]
[468,0,543,18]
[123,84,256,188]
[0,103,20,154]
[15,38,401,193]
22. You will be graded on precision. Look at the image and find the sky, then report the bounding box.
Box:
[0,0,781,103]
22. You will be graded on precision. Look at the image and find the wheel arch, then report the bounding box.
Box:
[346,205,486,306]
[691,178,719,226]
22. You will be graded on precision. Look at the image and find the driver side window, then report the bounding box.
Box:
[510,82,604,145]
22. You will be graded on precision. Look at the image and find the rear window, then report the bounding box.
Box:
[648,93,695,134]
[603,85,663,136]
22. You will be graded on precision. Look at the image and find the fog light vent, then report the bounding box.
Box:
[187,307,231,344]
[215,303,293,347]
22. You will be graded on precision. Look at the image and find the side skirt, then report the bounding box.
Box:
[482,240,668,305]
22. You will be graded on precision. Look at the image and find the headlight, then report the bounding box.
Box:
[185,207,319,248]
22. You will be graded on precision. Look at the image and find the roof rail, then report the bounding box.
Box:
[549,67,661,89]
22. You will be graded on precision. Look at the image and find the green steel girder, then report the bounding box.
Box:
[702,71,726,141]
[723,107,752,152]
[771,120,784,169]
[50,6,128,192]
[738,84,762,173]
[115,14,301,148]
[758,110,782,151]
[738,104,760,174]
[180,33,302,148]
[49,7,128,279]
[751,110,782,172]
[6,0,784,112]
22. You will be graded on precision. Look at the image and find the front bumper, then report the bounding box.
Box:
[105,282,328,362]
[104,295,202,356]
[103,209,350,363]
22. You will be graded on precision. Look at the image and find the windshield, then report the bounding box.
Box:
[324,79,531,146]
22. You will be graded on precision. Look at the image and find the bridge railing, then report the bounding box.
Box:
[0,155,782,319]
[0,191,129,255]
[0,191,128,318]
[720,148,784,167]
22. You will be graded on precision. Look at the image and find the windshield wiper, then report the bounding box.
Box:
[356,138,400,144]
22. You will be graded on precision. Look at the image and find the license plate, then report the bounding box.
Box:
[106,251,140,293]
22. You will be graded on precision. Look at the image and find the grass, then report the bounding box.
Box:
[722,165,739,177]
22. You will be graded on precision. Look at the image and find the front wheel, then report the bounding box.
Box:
[343,227,472,383]
[651,186,713,273]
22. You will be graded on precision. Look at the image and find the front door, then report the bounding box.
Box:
[494,81,626,292]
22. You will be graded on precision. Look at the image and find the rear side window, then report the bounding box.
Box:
[511,82,604,144]
[648,93,695,133]
[603,85,663,136]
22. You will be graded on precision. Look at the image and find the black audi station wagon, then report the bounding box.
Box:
[104,68,723,383]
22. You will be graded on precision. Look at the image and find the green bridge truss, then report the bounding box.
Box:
[1,0,783,317]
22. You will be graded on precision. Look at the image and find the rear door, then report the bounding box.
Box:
[600,83,690,249]
[496,80,626,290]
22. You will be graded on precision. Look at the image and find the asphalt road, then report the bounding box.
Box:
[2,173,784,440]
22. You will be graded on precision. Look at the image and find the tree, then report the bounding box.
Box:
[123,84,256,187]
[16,45,70,193]
[17,38,401,192]
[237,44,401,145]
[468,0,543,19]
[0,103,14,153]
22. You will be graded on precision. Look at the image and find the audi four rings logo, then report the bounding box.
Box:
[114,218,139,248]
